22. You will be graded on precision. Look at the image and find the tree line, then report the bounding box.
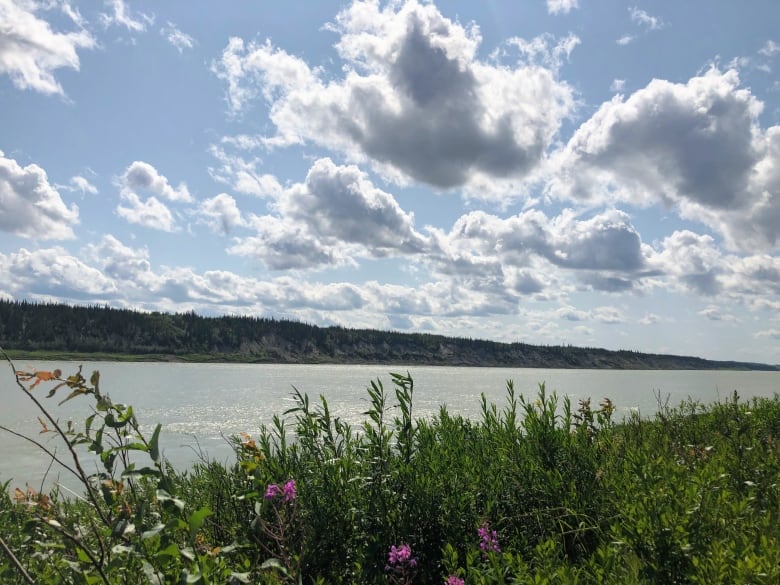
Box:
[0,299,775,370]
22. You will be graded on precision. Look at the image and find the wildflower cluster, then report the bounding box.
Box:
[478,522,501,554]
[385,543,418,582]
[445,575,465,585]
[264,479,296,502]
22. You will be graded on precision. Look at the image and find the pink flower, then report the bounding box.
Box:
[264,483,281,500]
[282,479,296,502]
[386,543,417,572]
[445,575,465,585]
[478,522,500,554]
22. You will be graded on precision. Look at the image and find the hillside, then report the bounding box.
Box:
[0,299,776,370]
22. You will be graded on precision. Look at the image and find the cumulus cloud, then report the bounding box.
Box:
[213,0,575,193]
[197,193,245,235]
[122,161,192,202]
[699,305,738,321]
[549,68,780,251]
[0,150,79,239]
[650,231,723,295]
[0,246,115,299]
[115,161,191,231]
[161,22,195,53]
[546,0,579,15]
[85,235,152,281]
[116,192,176,231]
[0,0,96,95]
[229,158,428,269]
[429,207,649,295]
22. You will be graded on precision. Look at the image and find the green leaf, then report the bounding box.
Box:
[188,506,213,539]
[150,423,162,463]
[122,466,161,480]
[155,543,180,562]
[260,558,291,577]
[141,523,166,540]
[156,489,185,512]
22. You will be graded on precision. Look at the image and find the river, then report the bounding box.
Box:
[1,361,778,492]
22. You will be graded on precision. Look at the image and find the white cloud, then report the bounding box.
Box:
[161,22,195,53]
[100,0,153,32]
[548,68,780,251]
[70,175,97,195]
[116,192,176,232]
[616,35,634,46]
[629,6,663,30]
[85,235,152,281]
[755,328,780,340]
[208,145,283,198]
[546,0,579,15]
[197,193,245,235]
[213,0,575,194]
[610,78,625,92]
[650,231,723,295]
[639,313,660,325]
[429,208,648,290]
[121,161,192,202]
[0,0,96,95]
[0,150,79,239]
[115,162,190,231]
[592,306,626,324]
[557,306,588,321]
[699,305,738,322]
[759,40,780,57]
[1,246,116,298]
[506,33,581,72]
[229,158,428,269]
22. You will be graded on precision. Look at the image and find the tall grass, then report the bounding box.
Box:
[1,361,779,584]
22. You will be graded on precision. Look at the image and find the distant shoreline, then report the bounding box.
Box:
[1,300,777,371]
[4,349,777,371]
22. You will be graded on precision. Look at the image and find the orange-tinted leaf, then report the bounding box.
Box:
[37,416,50,434]
[13,487,26,503]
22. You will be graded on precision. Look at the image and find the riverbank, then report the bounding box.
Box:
[2,300,777,370]
[1,369,779,583]
[4,348,778,371]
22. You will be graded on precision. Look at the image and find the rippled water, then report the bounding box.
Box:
[2,361,778,492]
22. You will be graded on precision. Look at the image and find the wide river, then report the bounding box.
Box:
[1,361,778,492]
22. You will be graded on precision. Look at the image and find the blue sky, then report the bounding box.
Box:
[1,0,779,364]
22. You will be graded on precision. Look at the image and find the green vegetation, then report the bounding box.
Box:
[1,299,777,369]
[1,358,779,584]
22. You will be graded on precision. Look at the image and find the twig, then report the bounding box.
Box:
[0,425,79,480]
[0,534,35,584]
[1,349,110,566]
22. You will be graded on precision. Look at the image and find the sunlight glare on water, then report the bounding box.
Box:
[1,361,778,493]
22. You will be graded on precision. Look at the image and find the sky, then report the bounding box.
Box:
[1,0,779,364]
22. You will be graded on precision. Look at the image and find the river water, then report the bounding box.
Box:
[1,361,778,492]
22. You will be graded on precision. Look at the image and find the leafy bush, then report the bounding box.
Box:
[1,354,779,584]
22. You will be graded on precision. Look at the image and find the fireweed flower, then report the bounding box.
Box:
[264,483,281,500]
[445,575,465,585]
[478,522,500,554]
[385,543,417,572]
[282,479,296,502]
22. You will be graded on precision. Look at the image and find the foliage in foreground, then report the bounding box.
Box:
[1,358,779,584]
